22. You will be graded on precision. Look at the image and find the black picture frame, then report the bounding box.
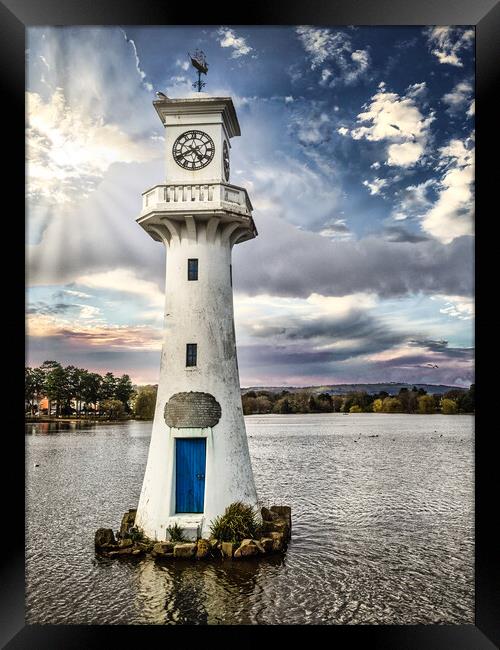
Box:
[4,0,498,647]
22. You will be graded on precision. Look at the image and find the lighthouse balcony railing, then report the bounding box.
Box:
[141,182,253,216]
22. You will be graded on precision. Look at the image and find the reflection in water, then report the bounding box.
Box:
[25,415,474,625]
[134,554,285,624]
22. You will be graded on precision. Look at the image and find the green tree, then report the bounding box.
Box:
[100,399,126,419]
[100,372,117,401]
[43,362,67,417]
[382,397,403,413]
[331,395,343,413]
[418,394,435,414]
[317,393,333,412]
[242,395,257,414]
[81,372,102,415]
[115,374,135,412]
[441,398,458,414]
[273,397,292,414]
[25,368,35,414]
[255,395,273,413]
[349,404,362,413]
[134,386,158,419]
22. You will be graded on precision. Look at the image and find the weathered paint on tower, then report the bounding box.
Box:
[135,94,258,540]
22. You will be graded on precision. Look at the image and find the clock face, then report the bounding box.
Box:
[172,130,215,170]
[223,140,230,181]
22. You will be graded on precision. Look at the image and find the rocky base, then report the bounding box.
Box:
[95,506,292,561]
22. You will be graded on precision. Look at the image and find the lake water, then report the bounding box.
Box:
[25,413,474,625]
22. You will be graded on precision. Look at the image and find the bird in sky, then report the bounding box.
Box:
[156,91,168,99]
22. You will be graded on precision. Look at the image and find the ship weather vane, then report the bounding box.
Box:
[189,49,208,92]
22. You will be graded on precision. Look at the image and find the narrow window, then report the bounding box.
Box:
[230,264,232,287]
[188,258,198,281]
[186,343,197,367]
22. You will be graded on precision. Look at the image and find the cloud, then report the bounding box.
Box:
[431,294,474,320]
[120,29,153,91]
[76,268,164,308]
[233,292,473,386]
[296,26,370,85]
[217,27,253,58]
[421,136,474,243]
[349,83,434,167]
[27,89,158,205]
[383,226,429,243]
[233,212,474,299]
[318,219,352,241]
[391,179,435,221]
[362,177,388,195]
[442,80,473,112]
[426,26,474,67]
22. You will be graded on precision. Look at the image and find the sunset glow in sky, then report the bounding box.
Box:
[26,26,474,386]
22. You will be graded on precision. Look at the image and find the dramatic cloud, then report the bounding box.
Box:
[421,136,474,243]
[363,177,388,195]
[349,82,434,167]
[426,26,474,67]
[296,26,370,85]
[217,28,253,58]
[442,80,473,112]
[391,179,435,221]
[233,212,473,299]
[27,89,158,204]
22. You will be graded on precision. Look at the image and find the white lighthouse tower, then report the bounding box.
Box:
[134,92,258,541]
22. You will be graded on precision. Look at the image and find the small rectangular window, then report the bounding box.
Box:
[230,264,232,287]
[188,258,198,281]
[186,343,197,367]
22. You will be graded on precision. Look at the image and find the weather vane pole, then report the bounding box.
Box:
[189,49,208,92]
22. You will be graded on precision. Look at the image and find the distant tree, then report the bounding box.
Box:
[417,387,427,396]
[459,384,475,413]
[372,398,383,413]
[100,399,126,420]
[81,372,102,415]
[349,405,362,413]
[115,374,135,412]
[255,396,272,413]
[417,394,435,414]
[308,395,318,412]
[242,395,258,415]
[134,386,158,419]
[244,390,257,399]
[317,393,333,412]
[441,398,458,415]
[100,372,118,401]
[331,395,343,413]
[273,397,292,414]
[382,397,403,413]
[43,362,68,416]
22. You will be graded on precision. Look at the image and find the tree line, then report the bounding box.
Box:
[241,385,475,415]
[25,361,135,419]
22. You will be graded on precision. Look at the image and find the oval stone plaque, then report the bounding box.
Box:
[164,391,221,428]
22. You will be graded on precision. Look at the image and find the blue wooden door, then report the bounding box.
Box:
[175,438,206,513]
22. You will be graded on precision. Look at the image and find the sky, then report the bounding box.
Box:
[26,25,474,387]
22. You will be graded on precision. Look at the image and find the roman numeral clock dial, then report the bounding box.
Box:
[172,130,215,170]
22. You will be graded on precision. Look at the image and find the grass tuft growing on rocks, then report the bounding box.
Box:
[167,523,187,542]
[209,501,261,543]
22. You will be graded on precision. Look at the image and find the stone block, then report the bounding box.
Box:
[196,539,211,559]
[234,540,259,558]
[95,528,116,548]
[173,543,197,558]
[270,532,285,552]
[270,506,292,535]
[260,537,274,553]
[221,541,235,558]
[151,542,175,557]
